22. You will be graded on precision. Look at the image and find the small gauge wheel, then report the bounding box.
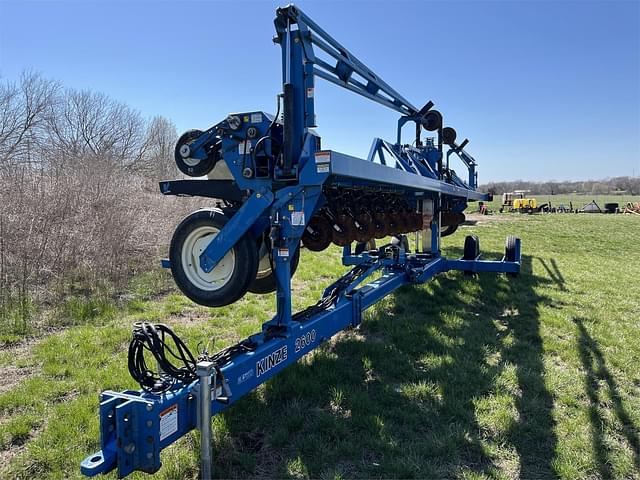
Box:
[442,127,457,145]
[174,130,216,177]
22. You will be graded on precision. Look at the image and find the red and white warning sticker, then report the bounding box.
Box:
[314,151,331,164]
[159,404,178,441]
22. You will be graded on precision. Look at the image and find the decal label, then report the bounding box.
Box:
[256,346,288,377]
[307,87,314,98]
[237,369,254,385]
[291,211,305,226]
[315,151,331,164]
[316,164,330,174]
[295,329,317,353]
[277,248,289,257]
[159,404,178,441]
[238,140,251,154]
[250,113,262,123]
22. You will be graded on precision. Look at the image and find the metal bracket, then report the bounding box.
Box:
[200,190,274,272]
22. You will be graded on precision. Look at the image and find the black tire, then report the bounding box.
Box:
[442,127,457,146]
[169,209,259,307]
[604,202,618,214]
[354,239,377,255]
[440,224,459,237]
[175,130,217,177]
[248,243,301,294]
[463,235,480,260]
[505,235,519,277]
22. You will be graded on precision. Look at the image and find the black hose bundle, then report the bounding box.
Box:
[128,322,199,393]
[127,322,258,394]
[292,264,369,323]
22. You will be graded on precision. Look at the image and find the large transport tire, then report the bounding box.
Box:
[505,235,519,277]
[463,235,480,260]
[169,209,259,307]
[248,240,301,294]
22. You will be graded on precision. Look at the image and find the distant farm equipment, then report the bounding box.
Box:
[578,201,620,214]
[496,194,640,215]
[500,190,527,210]
[623,202,640,215]
[499,191,539,213]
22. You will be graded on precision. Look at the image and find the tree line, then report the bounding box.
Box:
[481,177,640,196]
[0,71,196,332]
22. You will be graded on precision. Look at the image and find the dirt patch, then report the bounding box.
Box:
[464,213,514,224]
[0,338,41,396]
[163,309,210,326]
[0,424,42,474]
[0,365,34,397]
[0,442,25,473]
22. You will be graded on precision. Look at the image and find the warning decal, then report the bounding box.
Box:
[159,404,178,441]
[291,211,305,226]
[315,151,331,164]
[238,140,251,155]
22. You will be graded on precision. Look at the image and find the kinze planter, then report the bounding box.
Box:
[81,5,521,478]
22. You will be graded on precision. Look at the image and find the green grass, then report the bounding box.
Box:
[1,214,639,478]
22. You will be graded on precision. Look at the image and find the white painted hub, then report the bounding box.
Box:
[181,226,235,291]
[182,155,201,167]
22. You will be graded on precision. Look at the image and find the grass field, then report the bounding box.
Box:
[1,213,639,479]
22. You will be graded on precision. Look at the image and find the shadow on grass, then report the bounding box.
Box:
[537,257,566,292]
[574,318,640,479]
[213,254,559,478]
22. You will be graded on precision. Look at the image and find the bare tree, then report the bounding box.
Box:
[0,71,58,169]
[0,71,194,332]
[135,115,177,178]
[44,89,150,169]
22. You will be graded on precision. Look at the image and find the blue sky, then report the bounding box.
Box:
[1,0,638,182]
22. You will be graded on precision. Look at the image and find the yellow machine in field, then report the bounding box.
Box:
[499,191,539,213]
[513,198,537,211]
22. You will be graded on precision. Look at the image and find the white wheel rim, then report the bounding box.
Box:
[183,156,201,167]
[255,243,272,280]
[181,226,235,291]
